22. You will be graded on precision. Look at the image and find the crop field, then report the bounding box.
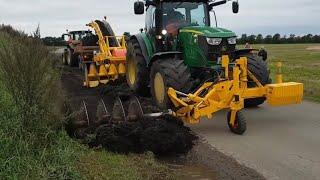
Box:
[248,44,320,102]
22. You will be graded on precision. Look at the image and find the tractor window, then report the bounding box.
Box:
[163,2,209,30]
[190,4,206,26]
[146,5,156,32]
[74,34,81,41]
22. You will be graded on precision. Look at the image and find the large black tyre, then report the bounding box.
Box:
[126,39,149,96]
[81,35,98,46]
[95,20,119,47]
[66,48,78,67]
[150,59,192,109]
[244,54,271,108]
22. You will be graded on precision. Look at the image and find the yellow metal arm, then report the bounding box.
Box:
[167,56,303,124]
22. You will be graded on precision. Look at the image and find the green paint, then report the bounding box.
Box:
[140,33,154,59]
[178,26,236,67]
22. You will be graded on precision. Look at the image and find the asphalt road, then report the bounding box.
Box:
[190,101,320,180]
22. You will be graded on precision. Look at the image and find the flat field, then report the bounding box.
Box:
[247,44,320,102]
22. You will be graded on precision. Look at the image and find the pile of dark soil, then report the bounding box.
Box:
[91,115,198,156]
[61,66,197,156]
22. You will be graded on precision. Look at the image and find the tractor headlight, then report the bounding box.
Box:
[206,38,222,45]
[161,29,167,35]
[227,37,237,45]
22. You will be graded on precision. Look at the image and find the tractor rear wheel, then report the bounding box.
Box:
[126,39,149,96]
[150,58,192,109]
[62,50,68,65]
[244,54,271,108]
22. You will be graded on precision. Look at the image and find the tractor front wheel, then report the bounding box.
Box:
[227,110,247,135]
[126,39,149,96]
[150,59,192,109]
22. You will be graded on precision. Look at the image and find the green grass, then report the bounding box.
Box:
[246,44,320,102]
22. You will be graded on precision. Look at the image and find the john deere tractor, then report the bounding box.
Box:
[126,0,270,109]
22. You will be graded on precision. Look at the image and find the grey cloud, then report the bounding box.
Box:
[0,0,319,37]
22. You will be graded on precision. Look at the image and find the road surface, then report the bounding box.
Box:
[190,101,320,180]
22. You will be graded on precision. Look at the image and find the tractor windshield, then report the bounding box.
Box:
[162,2,209,35]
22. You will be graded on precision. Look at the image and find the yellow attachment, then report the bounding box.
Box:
[108,64,118,76]
[266,82,303,106]
[98,64,108,77]
[88,64,98,78]
[118,63,126,75]
[84,65,99,88]
[276,62,283,83]
[167,56,304,124]
[83,19,127,88]
[221,55,229,78]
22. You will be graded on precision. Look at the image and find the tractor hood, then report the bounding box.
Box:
[180,26,236,38]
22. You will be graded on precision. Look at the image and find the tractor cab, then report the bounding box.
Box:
[62,30,93,43]
[134,0,240,67]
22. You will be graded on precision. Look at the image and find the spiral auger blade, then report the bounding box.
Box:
[127,96,144,121]
[112,96,127,122]
[96,98,111,124]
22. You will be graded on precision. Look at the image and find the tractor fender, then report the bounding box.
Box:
[149,51,183,67]
[130,34,150,64]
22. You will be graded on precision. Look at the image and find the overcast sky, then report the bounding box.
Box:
[1,0,319,37]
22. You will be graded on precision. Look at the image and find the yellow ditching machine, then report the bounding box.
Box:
[80,19,127,88]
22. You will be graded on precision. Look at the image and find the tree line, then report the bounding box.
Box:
[238,33,320,44]
[41,33,320,46]
[42,36,66,46]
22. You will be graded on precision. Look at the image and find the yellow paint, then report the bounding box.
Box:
[154,72,165,104]
[180,29,204,35]
[127,59,136,85]
[276,62,283,84]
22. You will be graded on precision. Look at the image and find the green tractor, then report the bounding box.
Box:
[126,0,270,109]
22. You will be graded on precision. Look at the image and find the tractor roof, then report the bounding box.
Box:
[149,0,210,3]
[69,30,91,34]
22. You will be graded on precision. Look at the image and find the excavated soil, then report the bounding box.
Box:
[61,66,197,155]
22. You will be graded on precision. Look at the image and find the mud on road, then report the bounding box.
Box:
[61,65,265,179]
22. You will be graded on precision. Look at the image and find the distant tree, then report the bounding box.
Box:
[264,35,273,44]
[236,33,320,44]
[256,34,263,44]
[237,34,247,44]
[247,35,256,44]
[272,33,281,43]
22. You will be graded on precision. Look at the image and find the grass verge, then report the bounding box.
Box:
[248,44,320,102]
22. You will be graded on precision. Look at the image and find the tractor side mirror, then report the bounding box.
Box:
[134,1,145,15]
[232,1,239,13]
